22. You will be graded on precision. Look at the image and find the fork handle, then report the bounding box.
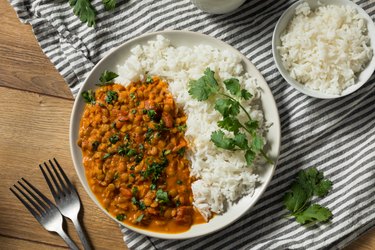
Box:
[56,228,80,250]
[72,217,92,250]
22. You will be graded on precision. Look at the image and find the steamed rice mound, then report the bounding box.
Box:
[278,2,373,94]
[117,35,267,220]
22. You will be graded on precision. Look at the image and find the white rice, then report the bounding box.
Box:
[117,35,267,220]
[278,2,373,94]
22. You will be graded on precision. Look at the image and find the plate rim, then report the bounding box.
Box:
[69,30,281,239]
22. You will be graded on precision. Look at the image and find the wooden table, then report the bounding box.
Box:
[0,1,374,249]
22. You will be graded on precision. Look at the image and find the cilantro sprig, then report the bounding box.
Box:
[188,68,271,166]
[284,167,333,225]
[97,70,119,86]
[69,0,117,27]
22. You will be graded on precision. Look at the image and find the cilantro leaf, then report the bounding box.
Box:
[284,167,333,225]
[241,89,253,100]
[156,189,169,203]
[295,204,332,224]
[69,0,96,27]
[98,70,118,85]
[245,149,256,166]
[252,135,264,152]
[188,68,219,101]
[233,133,249,150]
[211,130,235,150]
[102,0,116,10]
[297,167,332,198]
[223,78,241,96]
[214,98,240,117]
[217,117,242,134]
[244,120,259,132]
[105,90,118,104]
[82,90,96,104]
[283,183,310,213]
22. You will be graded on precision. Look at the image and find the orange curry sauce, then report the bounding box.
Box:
[78,76,205,233]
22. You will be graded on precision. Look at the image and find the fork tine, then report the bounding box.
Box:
[39,164,58,199]
[13,181,45,216]
[22,178,55,207]
[53,158,76,192]
[43,162,64,198]
[10,186,40,219]
[49,159,69,193]
[17,179,50,212]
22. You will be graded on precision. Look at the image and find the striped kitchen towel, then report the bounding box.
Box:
[9,0,375,249]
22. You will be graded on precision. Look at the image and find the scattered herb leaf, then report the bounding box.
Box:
[156,189,169,203]
[105,90,118,104]
[97,70,118,86]
[82,90,96,104]
[284,167,333,225]
[69,0,96,27]
[102,0,116,11]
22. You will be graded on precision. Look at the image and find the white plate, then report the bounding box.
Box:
[272,0,375,99]
[70,30,281,239]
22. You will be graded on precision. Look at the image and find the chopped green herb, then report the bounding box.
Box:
[92,141,100,151]
[175,200,181,207]
[130,173,135,178]
[177,147,186,156]
[147,109,157,120]
[177,124,187,132]
[139,201,146,210]
[150,183,156,190]
[156,189,169,203]
[131,197,138,205]
[136,214,144,223]
[131,109,137,114]
[109,134,119,144]
[146,75,153,83]
[132,186,138,196]
[97,70,118,85]
[113,172,119,180]
[103,153,112,159]
[176,180,182,185]
[145,128,154,142]
[116,214,126,221]
[284,167,333,225]
[129,92,136,100]
[82,90,96,104]
[105,90,118,104]
[162,149,171,156]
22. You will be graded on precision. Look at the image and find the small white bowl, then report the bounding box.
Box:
[272,0,375,99]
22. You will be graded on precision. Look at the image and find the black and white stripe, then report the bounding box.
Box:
[9,0,375,249]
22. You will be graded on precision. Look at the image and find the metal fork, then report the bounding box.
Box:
[10,178,79,250]
[39,158,92,250]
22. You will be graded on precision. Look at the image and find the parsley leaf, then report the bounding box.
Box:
[245,149,256,166]
[284,167,333,225]
[69,0,96,27]
[98,70,118,85]
[102,0,116,11]
[82,90,96,104]
[211,130,235,150]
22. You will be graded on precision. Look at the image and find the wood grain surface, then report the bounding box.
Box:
[0,0,374,249]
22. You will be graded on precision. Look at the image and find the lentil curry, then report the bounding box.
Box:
[78,76,204,233]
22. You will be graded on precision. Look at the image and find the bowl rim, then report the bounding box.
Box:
[69,30,281,239]
[272,0,375,99]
